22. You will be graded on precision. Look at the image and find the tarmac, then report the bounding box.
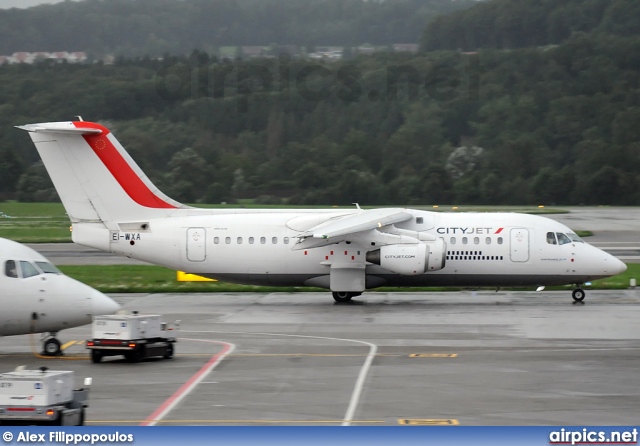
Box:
[2,290,639,426]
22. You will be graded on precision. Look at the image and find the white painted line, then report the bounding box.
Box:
[141,339,235,426]
[182,329,379,427]
[341,339,377,426]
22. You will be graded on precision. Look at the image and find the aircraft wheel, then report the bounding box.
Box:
[43,338,61,356]
[572,288,586,302]
[332,292,354,303]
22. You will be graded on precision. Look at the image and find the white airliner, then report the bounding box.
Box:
[18,120,626,303]
[0,237,120,355]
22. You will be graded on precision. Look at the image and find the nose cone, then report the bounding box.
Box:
[612,256,627,275]
[91,290,120,315]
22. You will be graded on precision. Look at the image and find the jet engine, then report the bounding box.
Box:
[366,240,446,275]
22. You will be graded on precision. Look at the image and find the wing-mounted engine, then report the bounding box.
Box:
[366,239,446,275]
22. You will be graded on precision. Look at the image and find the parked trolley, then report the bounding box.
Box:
[0,366,91,426]
[86,312,178,363]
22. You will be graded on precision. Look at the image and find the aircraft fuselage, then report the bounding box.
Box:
[87,209,624,290]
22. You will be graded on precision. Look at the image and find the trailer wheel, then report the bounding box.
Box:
[50,413,62,426]
[90,350,102,364]
[129,346,145,363]
[164,343,174,359]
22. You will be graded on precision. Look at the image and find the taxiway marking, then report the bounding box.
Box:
[141,339,236,426]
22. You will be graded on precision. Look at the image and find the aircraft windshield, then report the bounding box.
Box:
[546,232,583,245]
[19,261,40,278]
[567,233,583,243]
[35,261,61,274]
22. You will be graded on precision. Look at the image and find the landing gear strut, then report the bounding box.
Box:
[332,292,360,303]
[42,333,62,356]
[572,288,585,302]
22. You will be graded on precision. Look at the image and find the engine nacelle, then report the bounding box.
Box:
[366,240,446,275]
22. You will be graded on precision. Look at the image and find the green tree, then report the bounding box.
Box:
[16,162,58,202]
[0,147,23,196]
[166,148,210,203]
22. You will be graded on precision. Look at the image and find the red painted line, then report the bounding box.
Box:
[141,340,235,426]
[72,121,177,209]
[494,227,504,234]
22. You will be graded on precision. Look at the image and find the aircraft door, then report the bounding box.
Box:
[187,228,206,262]
[510,228,529,262]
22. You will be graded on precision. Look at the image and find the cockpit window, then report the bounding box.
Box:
[556,233,572,245]
[4,260,17,278]
[547,232,581,245]
[35,261,60,274]
[567,233,583,243]
[19,261,40,278]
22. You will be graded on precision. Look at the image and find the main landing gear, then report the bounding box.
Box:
[572,288,586,302]
[332,292,361,303]
[42,332,62,356]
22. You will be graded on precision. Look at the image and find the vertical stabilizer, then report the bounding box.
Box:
[17,121,189,232]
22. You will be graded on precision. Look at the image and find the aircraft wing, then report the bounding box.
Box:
[294,208,412,249]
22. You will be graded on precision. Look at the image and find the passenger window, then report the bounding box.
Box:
[450,237,456,245]
[497,237,503,245]
[4,260,17,278]
[284,237,289,244]
[249,237,254,244]
[546,232,557,245]
[462,237,468,245]
[19,261,40,278]
[225,237,231,244]
[35,262,60,274]
[272,237,278,244]
[556,233,572,245]
[237,237,243,244]
[214,237,220,244]
[260,237,266,244]
[485,237,491,245]
[474,237,479,245]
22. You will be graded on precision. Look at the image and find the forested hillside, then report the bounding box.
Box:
[0,0,476,57]
[1,0,640,206]
[3,28,640,206]
[421,0,640,51]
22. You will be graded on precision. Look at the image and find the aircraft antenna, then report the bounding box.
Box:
[353,203,361,210]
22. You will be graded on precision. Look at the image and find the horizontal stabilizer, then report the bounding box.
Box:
[16,123,102,135]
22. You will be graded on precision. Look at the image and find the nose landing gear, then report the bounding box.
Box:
[42,333,62,356]
[572,288,585,302]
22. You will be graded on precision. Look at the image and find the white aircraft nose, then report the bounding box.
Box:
[91,290,120,315]
[612,257,627,275]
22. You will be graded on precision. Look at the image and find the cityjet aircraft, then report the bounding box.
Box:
[18,120,626,303]
[0,238,120,355]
